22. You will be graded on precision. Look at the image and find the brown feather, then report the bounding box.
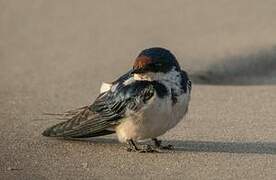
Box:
[133,56,152,69]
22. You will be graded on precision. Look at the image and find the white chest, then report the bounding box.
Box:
[116,84,190,142]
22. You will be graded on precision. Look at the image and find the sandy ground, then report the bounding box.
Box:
[1,1,276,179]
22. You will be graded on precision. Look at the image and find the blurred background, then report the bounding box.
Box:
[1,0,276,88]
[1,1,276,179]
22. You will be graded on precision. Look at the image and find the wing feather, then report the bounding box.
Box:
[42,80,155,138]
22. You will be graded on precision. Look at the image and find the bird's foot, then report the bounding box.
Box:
[152,138,174,150]
[126,140,159,153]
[126,139,139,152]
[127,145,159,153]
[138,145,159,153]
[126,147,136,152]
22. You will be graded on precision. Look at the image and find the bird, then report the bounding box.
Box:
[42,47,192,152]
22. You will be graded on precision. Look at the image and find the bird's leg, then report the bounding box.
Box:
[127,139,139,152]
[152,138,173,150]
[126,139,158,153]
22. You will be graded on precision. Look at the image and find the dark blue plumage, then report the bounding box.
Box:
[137,47,181,72]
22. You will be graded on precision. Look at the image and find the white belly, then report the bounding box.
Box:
[115,92,190,142]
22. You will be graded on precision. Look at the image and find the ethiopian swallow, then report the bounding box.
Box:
[42,47,192,152]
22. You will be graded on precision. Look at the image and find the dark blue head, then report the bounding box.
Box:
[132,47,180,74]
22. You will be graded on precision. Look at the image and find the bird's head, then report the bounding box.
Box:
[132,47,181,81]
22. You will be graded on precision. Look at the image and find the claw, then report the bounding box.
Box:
[138,145,160,153]
[127,147,135,152]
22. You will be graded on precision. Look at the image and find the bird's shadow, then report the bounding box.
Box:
[166,140,276,155]
[65,137,276,155]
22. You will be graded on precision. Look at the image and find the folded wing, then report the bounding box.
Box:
[42,81,155,138]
